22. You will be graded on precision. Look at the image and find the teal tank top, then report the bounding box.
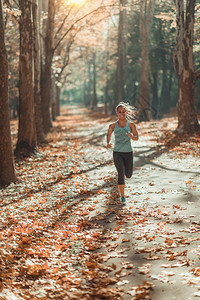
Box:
[113,120,133,152]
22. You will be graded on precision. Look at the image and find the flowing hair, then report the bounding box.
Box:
[116,102,137,121]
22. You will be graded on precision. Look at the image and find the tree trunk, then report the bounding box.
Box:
[114,0,127,112]
[32,0,45,144]
[41,0,55,133]
[0,0,16,186]
[159,20,170,115]
[15,0,37,157]
[104,78,109,114]
[151,71,159,119]
[51,76,56,121]
[92,52,97,111]
[104,26,110,114]
[118,0,127,102]
[56,85,60,116]
[138,0,155,121]
[173,0,200,132]
[87,61,92,107]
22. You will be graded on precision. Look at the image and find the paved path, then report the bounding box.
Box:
[59,106,200,300]
[1,106,199,300]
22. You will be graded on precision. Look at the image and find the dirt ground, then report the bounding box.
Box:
[0,106,200,300]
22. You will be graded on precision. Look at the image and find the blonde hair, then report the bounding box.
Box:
[116,102,137,121]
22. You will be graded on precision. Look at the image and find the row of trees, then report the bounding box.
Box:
[0,0,113,186]
[66,0,200,129]
[0,0,200,187]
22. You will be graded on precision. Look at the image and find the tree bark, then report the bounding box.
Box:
[173,0,200,132]
[15,0,37,157]
[159,20,170,115]
[92,51,97,111]
[138,0,155,121]
[104,23,110,114]
[41,0,55,133]
[56,85,60,116]
[87,61,92,107]
[151,71,159,119]
[114,0,127,112]
[0,0,16,186]
[32,0,45,143]
[51,76,56,121]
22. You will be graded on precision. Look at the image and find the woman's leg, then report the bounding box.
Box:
[124,152,133,179]
[118,184,125,197]
[113,152,125,198]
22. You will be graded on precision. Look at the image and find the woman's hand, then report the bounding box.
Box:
[126,132,133,139]
[126,131,138,140]
[107,143,112,149]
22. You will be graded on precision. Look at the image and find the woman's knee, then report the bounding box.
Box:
[125,169,133,178]
[126,173,132,179]
[118,173,125,185]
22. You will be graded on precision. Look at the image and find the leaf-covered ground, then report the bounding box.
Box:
[0,106,200,300]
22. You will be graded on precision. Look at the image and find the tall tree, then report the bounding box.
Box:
[15,0,37,157]
[104,26,110,114]
[32,0,45,143]
[0,0,16,186]
[41,0,55,133]
[114,0,127,110]
[173,0,200,132]
[87,59,92,106]
[138,0,155,121]
[92,51,97,110]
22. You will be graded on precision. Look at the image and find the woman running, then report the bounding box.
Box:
[106,102,139,204]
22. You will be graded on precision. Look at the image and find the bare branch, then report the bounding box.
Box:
[54,6,73,38]
[53,4,113,53]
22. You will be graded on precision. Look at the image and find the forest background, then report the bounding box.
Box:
[0,0,200,186]
[0,1,200,298]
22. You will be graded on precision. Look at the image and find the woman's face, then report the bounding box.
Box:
[117,106,126,119]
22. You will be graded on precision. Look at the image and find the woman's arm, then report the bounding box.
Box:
[127,122,139,140]
[106,123,115,148]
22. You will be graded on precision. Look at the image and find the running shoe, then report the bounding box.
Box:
[121,197,126,204]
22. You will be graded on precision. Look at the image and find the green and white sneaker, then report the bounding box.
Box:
[121,197,126,204]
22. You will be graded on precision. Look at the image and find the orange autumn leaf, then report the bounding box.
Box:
[164,238,174,246]
[93,199,99,203]
[42,262,49,270]
[190,267,200,277]
[158,222,166,228]
[185,180,192,184]
[71,235,77,241]
[114,226,121,231]
[122,238,130,243]
[169,255,175,261]
[173,205,180,209]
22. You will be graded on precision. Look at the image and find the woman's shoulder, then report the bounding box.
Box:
[109,121,117,129]
[128,121,136,127]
